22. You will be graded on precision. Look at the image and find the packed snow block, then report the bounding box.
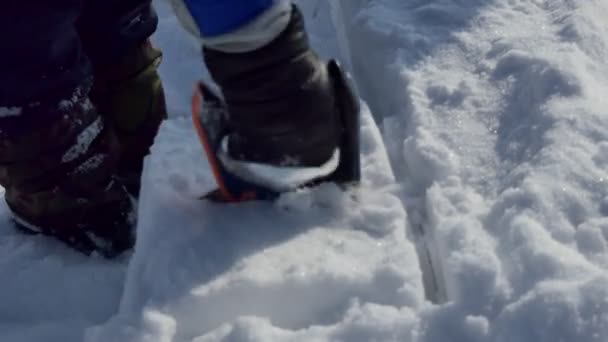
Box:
[87,103,423,340]
[0,199,127,342]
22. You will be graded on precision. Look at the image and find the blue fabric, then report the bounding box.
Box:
[182,0,274,36]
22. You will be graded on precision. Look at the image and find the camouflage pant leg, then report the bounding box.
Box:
[0,85,133,257]
[78,2,167,195]
[0,1,135,256]
[89,42,167,196]
[0,1,165,256]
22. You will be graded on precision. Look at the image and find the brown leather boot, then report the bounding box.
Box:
[203,6,340,167]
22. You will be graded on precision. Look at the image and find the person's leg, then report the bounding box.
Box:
[0,1,89,106]
[0,1,133,257]
[172,1,343,191]
[78,1,167,195]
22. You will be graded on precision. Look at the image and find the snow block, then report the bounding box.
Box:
[86,102,423,341]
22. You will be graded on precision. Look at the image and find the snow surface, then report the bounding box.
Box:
[0,107,22,118]
[2,0,608,341]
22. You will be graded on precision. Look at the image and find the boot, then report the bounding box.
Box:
[90,41,167,196]
[0,84,135,258]
[195,5,360,201]
[203,6,339,167]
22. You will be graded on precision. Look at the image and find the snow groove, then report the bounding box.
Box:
[342,0,608,339]
[325,1,608,340]
[327,0,449,304]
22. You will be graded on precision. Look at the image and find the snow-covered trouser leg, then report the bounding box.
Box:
[0,1,161,257]
[77,2,167,195]
[174,1,353,196]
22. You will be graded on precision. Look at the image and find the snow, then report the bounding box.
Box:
[86,96,422,341]
[1,0,608,341]
[0,107,22,117]
[217,146,341,192]
[62,117,103,164]
[0,203,128,342]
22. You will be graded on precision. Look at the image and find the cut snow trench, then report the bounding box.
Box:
[327,0,448,303]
